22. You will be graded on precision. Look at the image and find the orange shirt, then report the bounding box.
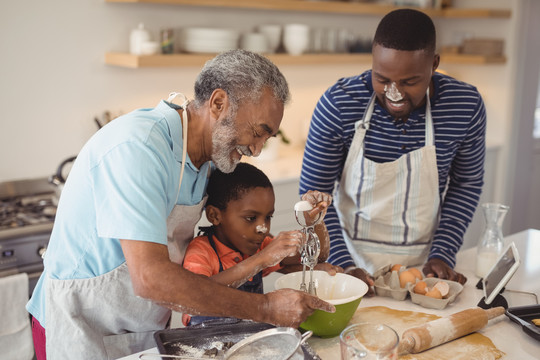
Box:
[183,234,282,278]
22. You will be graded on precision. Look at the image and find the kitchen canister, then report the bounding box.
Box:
[130,23,151,55]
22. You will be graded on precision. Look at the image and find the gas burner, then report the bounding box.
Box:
[0,193,56,231]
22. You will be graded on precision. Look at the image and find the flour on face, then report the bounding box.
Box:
[384,82,403,102]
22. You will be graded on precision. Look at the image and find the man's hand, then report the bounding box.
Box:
[313,262,344,276]
[262,289,335,328]
[344,266,375,296]
[423,258,467,285]
[301,190,332,223]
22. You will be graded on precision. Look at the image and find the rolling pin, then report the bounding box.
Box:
[398,306,505,354]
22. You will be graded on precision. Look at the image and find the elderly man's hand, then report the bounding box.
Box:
[262,289,335,328]
[423,258,467,285]
[344,266,375,296]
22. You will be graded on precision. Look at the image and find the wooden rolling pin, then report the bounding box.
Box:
[398,306,505,355]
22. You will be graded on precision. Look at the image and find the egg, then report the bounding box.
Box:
[399,270,416,288]
[391,264,403,272]
[413,280,428,295]
[425,287,443,299]
[408,267,423,280]
[433,281,450,298]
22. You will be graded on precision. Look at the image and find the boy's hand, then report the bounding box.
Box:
[313,262,344,275]
[260,230,303,267]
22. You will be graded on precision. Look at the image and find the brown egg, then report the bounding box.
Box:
[408,268,423,280]
[391,264,403,272]
[425,287,443,299]
[413,280,428,295]
[399,270,416,288]
[433,281,450,298]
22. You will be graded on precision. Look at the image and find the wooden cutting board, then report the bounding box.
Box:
[309,306,505,360]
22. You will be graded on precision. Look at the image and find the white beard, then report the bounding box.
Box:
[211,114,244,173]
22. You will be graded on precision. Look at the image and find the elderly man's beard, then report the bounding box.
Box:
[211,113,251,173]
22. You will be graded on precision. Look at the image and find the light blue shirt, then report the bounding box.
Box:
[27,100,212,325]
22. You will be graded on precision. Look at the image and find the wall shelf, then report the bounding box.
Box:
[105,0,510,68]
[105,0,511,19]
[104,52,506,69]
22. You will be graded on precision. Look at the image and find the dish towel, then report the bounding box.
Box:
[0,273,34,360]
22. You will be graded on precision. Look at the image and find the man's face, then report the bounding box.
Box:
[211,87,283,173]
[371,44,437,120]
[214,186,275,256]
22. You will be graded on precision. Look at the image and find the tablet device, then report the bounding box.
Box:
[482,242,520,305]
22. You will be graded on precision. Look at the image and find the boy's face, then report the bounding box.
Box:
[213,186,275,256]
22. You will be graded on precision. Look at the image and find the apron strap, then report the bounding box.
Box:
[425,87,434,146]
[167,92,190,204]
[205,228,224,273]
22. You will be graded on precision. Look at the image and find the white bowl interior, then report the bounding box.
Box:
[274,271,368,305]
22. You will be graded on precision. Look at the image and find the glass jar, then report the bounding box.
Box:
[475,203,509,278]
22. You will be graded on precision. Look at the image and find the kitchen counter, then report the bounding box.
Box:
[306,228,540,359]
[118,229,539,360]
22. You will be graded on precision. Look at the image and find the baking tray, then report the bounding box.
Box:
[505,304,540,341]
[153,318,320,359]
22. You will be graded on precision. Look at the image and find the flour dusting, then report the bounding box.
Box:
[426,317,456,347]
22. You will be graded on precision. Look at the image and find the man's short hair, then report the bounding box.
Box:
[373,9,436,53]
[206,163,273,210]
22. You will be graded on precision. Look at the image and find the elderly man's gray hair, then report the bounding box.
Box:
[193,50,290,112]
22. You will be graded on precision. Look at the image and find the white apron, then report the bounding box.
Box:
[46,94,207,360]
[335,91,440,274]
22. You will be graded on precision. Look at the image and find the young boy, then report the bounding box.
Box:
[182,162,341,326]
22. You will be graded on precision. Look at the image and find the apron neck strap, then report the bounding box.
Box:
[167,92,190,204]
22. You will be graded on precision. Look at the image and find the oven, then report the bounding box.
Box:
[0,178,55,296]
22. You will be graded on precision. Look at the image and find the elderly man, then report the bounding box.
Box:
[27,50,334,360]
[301,9,485,292]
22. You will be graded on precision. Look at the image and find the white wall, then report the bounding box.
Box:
[0,0,522,219]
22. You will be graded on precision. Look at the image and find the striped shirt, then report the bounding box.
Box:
[299,70,486,269]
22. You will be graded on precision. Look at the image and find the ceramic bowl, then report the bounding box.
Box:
[274,271,368,338]
[240,32,269,53]
[257,24,282,53]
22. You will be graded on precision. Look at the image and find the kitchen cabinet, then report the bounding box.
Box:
[104,0,510,68]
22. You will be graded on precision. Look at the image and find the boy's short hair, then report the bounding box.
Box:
[373,8,436,54]
[206,162,273,210]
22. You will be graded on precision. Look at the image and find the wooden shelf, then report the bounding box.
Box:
[105,52,506,68]
[105,0,511,18]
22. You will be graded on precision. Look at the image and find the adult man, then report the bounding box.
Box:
[27,50,334,360]
[300,9,485,290]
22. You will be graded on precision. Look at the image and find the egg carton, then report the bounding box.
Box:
[407,277,464,310]
[373,264,409,301]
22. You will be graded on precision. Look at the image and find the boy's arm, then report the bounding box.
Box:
[208,231,303,288]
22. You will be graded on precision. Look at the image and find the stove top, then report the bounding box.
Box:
[0,178,57,235]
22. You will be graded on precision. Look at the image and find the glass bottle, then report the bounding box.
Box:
[475,203,509,278]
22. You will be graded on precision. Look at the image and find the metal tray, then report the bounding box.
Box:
[153,318,320,359]
[505,304,540,341]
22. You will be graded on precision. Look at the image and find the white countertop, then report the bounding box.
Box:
[119,229,539,360]
[306,229,540,359]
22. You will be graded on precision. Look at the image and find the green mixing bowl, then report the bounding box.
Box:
[274,271,368,338]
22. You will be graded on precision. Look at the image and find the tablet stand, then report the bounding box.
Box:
[476,278,509,309]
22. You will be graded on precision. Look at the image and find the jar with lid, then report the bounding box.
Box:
[130,23,151,55]
[475,203,509,278]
